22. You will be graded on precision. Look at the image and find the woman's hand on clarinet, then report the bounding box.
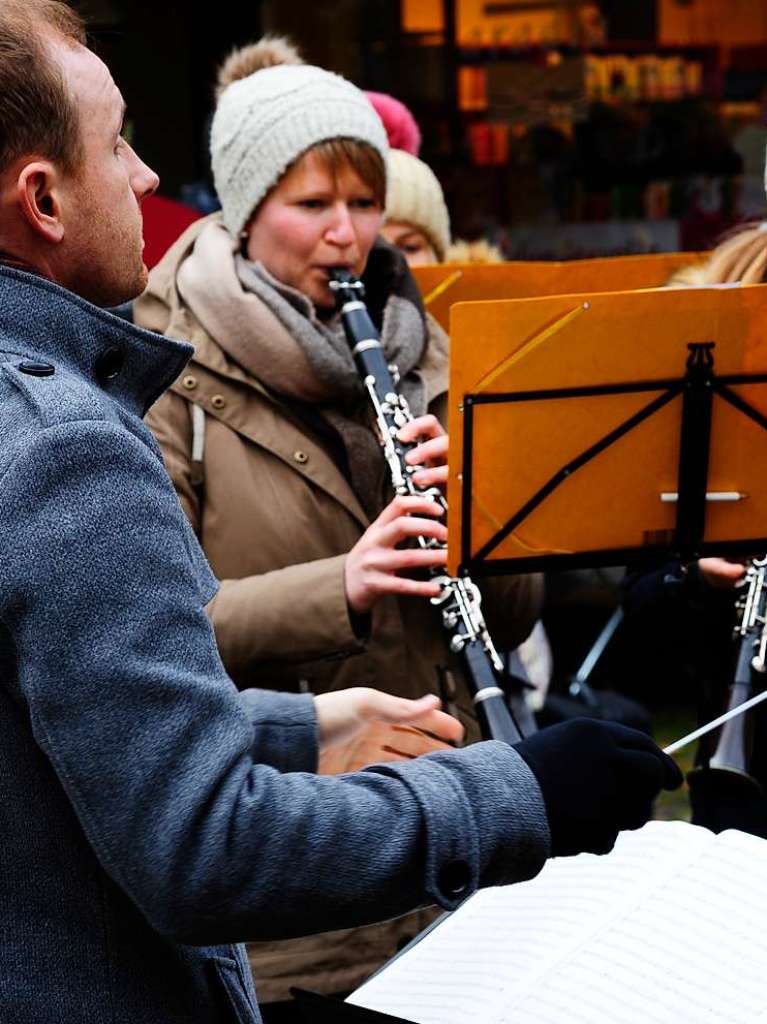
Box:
[315,688,464,754]
[399,414,448,491]
[344,494,448,613]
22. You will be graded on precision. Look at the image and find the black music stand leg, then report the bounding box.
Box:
[568,607,625,707]
[675,342,715,561]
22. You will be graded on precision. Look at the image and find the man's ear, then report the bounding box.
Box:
[16,162,66,244]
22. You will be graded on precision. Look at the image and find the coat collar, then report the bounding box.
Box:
[0,265,192,418]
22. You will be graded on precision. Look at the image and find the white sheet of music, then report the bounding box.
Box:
[348,821,767,1024]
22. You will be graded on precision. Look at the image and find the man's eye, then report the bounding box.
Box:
[299,199,324,209]
[352,198,377,210]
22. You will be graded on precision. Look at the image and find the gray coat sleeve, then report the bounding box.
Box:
[0,420,549,946]
[238,689,318,773]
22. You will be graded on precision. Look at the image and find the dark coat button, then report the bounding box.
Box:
[437,859,471,899]
[95,347,125,383]
[18,361,54,377]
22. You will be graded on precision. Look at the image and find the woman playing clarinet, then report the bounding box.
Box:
[135,36,543,1019]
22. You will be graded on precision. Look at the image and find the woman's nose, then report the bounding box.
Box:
[325,204,356,246]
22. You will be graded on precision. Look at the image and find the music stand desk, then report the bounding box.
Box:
[447,284,767,576]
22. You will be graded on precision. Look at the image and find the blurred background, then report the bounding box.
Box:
[78,0,767,260]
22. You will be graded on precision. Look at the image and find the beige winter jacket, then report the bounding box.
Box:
[136,219,543,1001]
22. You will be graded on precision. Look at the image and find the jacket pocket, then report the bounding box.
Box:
[210,956,261,1024]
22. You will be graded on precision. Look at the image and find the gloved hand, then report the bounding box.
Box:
[514,719,682,857]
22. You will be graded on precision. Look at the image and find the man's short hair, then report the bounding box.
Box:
[0,1,87,176]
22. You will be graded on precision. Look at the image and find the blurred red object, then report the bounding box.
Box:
[468,122,509,166]
[141,194,201,269]
[365,91,422,155]
[468,122,492,165]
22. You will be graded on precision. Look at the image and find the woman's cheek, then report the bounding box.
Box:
[358,216,383,264]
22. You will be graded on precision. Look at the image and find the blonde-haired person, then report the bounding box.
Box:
[381,146,504,266]
[673,220,767,286]
[135,38,543,1018]
[381,147,452,264]
[666,220,767,290]
[366,91,504,269]
[446,236,505,264]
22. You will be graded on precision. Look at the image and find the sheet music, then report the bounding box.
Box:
[509,828,767,1024]
[349,822,721,1024]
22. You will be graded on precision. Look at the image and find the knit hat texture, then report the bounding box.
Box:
[385,149,451,262]
[365,91,421,155]
[211,63,389,238]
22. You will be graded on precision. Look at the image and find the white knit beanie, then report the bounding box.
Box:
[211,63,389,239]
[385,149,451,262]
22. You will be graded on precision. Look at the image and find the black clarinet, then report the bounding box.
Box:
[329,269,524,744]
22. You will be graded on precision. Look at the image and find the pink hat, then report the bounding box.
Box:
[365,91,421,156]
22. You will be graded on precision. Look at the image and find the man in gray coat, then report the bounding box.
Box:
[0,3,681,1022]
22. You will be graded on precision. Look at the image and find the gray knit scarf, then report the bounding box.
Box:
[177,218,429,517]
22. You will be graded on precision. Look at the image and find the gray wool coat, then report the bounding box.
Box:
[0,265,549,1024]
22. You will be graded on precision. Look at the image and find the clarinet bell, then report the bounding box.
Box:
[687,764,766,836]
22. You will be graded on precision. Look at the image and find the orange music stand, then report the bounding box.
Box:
[413,252,706,331]
[447,284,767,577]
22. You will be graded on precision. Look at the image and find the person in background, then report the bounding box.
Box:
[445,235,505,264]
[668,220,767,287]
[381,147,452,265]
[0,5,682,1023]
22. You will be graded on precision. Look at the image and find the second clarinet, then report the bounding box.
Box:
[328,268,524,744]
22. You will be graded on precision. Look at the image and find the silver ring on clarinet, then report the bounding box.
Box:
[473,686,505,705]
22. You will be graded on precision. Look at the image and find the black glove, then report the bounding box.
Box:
[514,719,683,858]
